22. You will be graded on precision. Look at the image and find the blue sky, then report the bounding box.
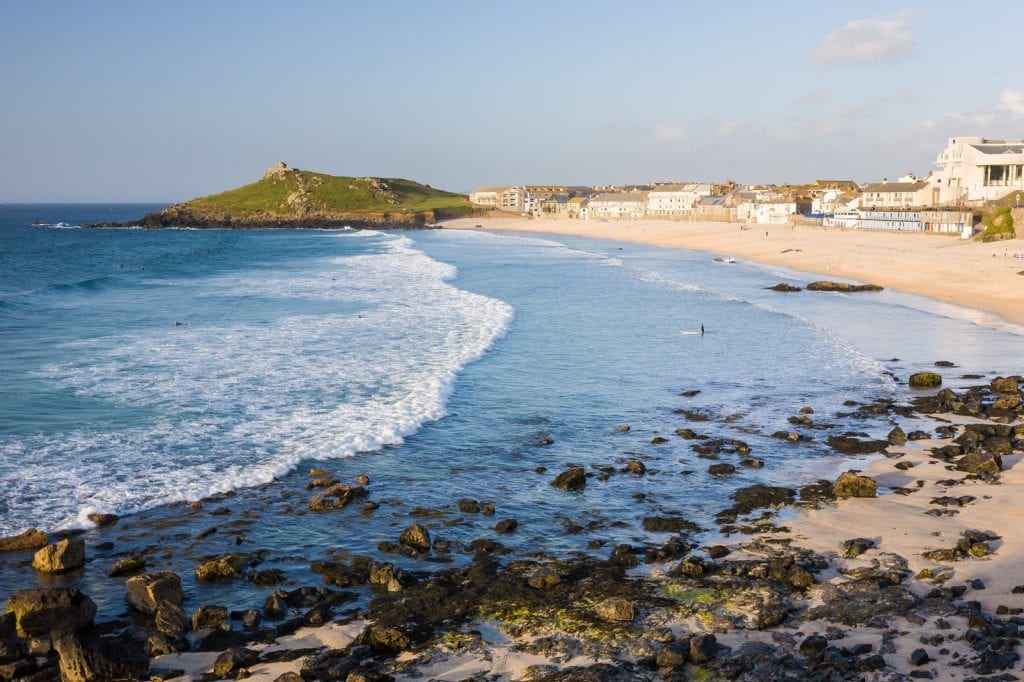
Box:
[2,1,1022,201]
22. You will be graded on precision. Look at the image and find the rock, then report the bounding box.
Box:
[842,538,875,558]
[909,648,930,666]
[263,593,288,620]
[495,519,519,534]
[457,499,480,513]
[363,625,410,653]
[991,376,1019,394]
[689,633,718,663]
[594,597,634,622]
[550,466,586,491]
[125,571,185,614]
[767,282,801,292]
[609,544,640,567]
[642,516,698,533]
[993,393,1022,410]
[0,528,48,552]
[656,641,689,668]
[616,424,631,432]
[53,629,149,682]
[309,484,368,511]
[192,605,229,631]
[253,569,286,586]
[806,281,883,292]
[86,513,118,527]
[888,426,907,444]
[826,435,890,455]
[624,459,647,475]
[32,538,85,573]
[195,553,247,581]
[958,451,1003,475]
[908,372,942,388]
[213,647,259,678]
[832,471,877,498]
[356,474,370,485]
[800,634,828,658]
[729,484,795,514]
[108,556,146,577]
[708,463,736,476]
[154,602,189,638]
[527,568,562,590]
[7,588,96,637]
[650,436,668,445]
[398,523,431,550]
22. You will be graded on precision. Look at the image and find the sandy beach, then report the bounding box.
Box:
[442,217,1024,326]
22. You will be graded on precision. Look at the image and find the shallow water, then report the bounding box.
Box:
[1,206,1021,616]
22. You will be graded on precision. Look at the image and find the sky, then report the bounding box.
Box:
[2,1,1023,201]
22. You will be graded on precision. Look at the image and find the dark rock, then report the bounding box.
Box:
[799,635,828,658]
[958,451,1003,475]
[767,282,801,292]
[708,463,736,476]
[991,376,1019,394]
[309,484,368,511]
[728,484,795,514]
[642,516,699,534]
[909,648,930,666]
[827,435,890,455]
[888,426,908,444]
[108,556,146,577]
[650,436,668,445]
[909,372,942,388]
[398,523,431,550]
[263,593,288,620]
[7,588,96,637]
[241,609,262,630]
[53,629,149,682]
[253,569,286,586]
[594,597,634,622]
[0,528,48,552]
[806,280,883,292]
[656,641,689,668]
[550,466,586,491]
[624,458,647,475]
[689,633,718,663]
[842,538,875,558]
[86,513,119,527]
[495,519,519,534]
[213,647,259,678]
[154,602,189,638]
[609,544,640,567]
[457,499,480,513]
[191,605,229,632]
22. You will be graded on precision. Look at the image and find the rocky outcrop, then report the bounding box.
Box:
[832,471,878,498]
[0,528,47,552]
[125,571,185,614]
[908,371,943,388]
[32,538,85,573]
[6,588,97,637]
[806,281,884,292]
[53,628,149,682]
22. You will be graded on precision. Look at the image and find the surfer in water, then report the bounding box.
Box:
[700,323,705,335]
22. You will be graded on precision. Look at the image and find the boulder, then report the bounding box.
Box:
[191,605,229,632]
[594,597,634,622]
[86,513,119,527]
[7,588,96,638]
[958,451,1004,475]
[689,633,719,663]
[309,484,367,511]
[212,647,258,678]
[457,499,480,513]
[195,554,247,581]
[833,472,877,498]
[494,519,519,534]
[887,426,907,445]
[767,282,802,292]
[550,466,586,491]
[991,376,1019,394]
[842,538,876,558]
[53,629,149,682]
[908,372,942,388]
[108,556,145,577]
[398,523,430,550]
[154,602,189,639]
[806,281,883,292]
[993,393,1022,410]
[125,571,184,614]
[32,538,85,573]
[0,528,48,552]
[708,463,735,475]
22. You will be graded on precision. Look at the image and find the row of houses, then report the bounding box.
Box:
[469,136,1024,233]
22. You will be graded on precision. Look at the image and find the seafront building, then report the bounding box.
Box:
[931,137,1024,205]
[646,184,713,216]
[588,192,648,220]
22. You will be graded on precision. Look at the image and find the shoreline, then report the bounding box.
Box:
[441,216,1024,327]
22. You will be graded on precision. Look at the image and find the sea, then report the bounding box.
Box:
[1,203,1022,614]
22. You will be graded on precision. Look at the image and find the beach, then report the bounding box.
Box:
[1,210,1022,681]
[443,217,1024,326]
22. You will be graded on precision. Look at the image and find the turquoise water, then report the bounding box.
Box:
[1,205,1022,613]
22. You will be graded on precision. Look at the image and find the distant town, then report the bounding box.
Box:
[470,136,1024,237]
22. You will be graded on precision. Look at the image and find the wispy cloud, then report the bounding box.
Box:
[997,89,1024,118]
[812,10,914,66]
[653,123,685,144]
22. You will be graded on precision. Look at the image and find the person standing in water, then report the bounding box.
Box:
[700,323,705,335]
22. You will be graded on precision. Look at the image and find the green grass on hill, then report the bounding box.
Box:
[976,205,1015,242]
[187,171,471,216]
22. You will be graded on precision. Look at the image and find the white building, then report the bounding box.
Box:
[645,184,712,216]
[932,137,1024,205]
[588,192,648,220]
[468,185,525,212]
[750,198,811,224]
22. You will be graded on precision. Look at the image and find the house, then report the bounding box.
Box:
[567,196,588,219]
[588,192,648,220]
[751,197,812,225]
[534,195,570,219]
[860,180,931,209]
[469,185,525,213]
[693,195,736,222]
[932,137,1024,205]
[646,184,713,217]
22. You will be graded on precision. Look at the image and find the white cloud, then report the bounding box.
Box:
[996,89,1024,118]
[812,10,914,65]
[654,123,685,144]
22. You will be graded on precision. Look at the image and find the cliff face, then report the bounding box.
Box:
[88,164,478,229]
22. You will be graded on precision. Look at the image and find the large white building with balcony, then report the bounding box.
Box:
[931,137,1024,205]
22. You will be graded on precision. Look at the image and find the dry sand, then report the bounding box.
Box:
[442,217,1024,326]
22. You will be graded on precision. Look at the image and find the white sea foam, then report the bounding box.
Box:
[0,234,513,533]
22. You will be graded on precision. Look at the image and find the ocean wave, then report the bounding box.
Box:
[0,233,513,534]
